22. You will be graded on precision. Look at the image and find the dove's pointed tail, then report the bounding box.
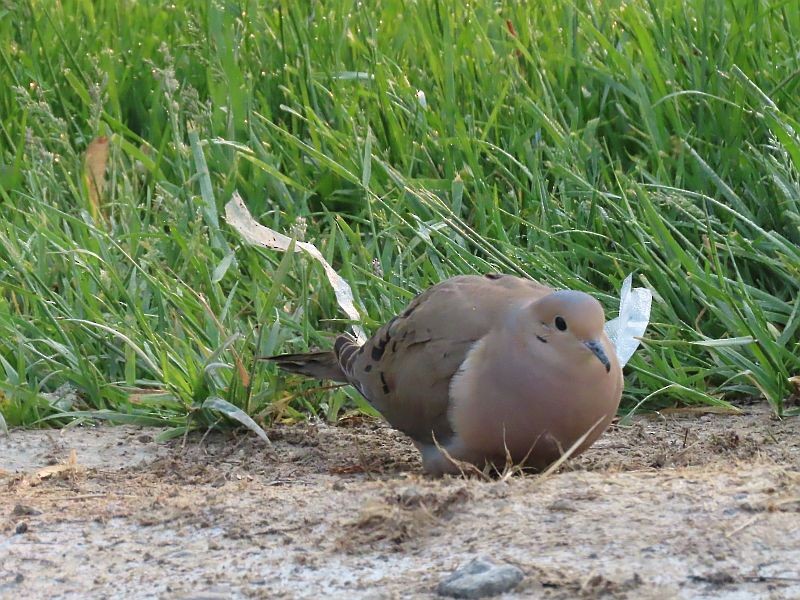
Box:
[261,351,348,383]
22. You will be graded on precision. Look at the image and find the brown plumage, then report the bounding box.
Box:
[265,274,623,476]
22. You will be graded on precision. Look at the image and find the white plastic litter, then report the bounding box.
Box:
[225,192,367,343]
[604,274,652,367]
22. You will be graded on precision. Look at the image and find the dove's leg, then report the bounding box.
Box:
[414,437,487,476]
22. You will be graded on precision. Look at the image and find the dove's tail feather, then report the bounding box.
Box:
[262,351,348,383]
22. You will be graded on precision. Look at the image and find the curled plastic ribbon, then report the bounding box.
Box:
[225,193,367,344]
[604,274,652,367]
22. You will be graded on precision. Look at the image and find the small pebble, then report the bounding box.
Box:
[397,486,424,507]
[548,499,577,512]
[12,504,41,516]
[438,557,524,598]
[15,522,28,535]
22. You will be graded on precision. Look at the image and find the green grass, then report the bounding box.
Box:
[1,0,799,436]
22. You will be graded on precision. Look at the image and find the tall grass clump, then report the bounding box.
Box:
[0,0,798,436]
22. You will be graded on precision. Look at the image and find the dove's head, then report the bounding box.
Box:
[525,290,616,373]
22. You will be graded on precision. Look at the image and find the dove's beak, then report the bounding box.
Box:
[584,339,611,373]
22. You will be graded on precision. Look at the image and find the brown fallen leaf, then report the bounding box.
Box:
[84,136,109,221]
[235,354,250,389]
[36,448,85,480]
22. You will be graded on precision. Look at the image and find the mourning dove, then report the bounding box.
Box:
[267,274,623,476]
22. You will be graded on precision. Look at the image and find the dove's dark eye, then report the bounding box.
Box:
[554,316,568,331]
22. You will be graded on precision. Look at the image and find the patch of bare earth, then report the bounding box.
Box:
[1,406,799,599]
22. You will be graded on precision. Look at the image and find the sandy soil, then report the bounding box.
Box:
[1,406,799,599]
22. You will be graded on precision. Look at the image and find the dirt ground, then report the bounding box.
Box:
[1,405,799,599]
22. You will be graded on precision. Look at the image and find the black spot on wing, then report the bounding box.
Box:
[484,273,503,280]
[380,372,390,394]
[364,364,372,372]
[371,341,387,361]
[370,322,395,362]
[536,335,548,344]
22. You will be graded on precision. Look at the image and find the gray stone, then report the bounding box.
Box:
[437,557,524,598]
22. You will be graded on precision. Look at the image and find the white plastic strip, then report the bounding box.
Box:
[604,274,653,367]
